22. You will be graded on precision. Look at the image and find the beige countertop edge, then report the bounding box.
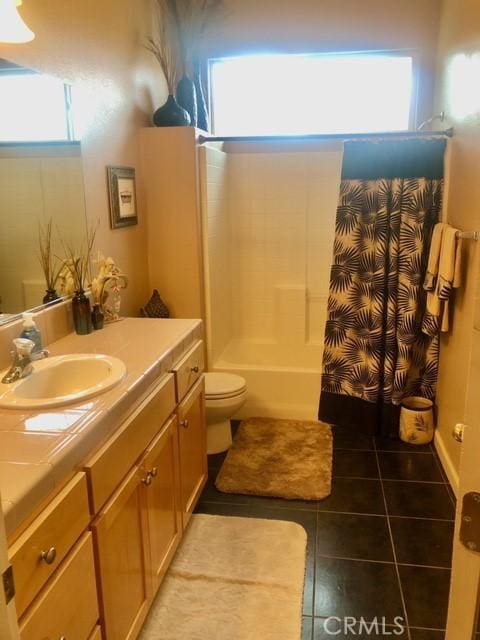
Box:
[1,317,202,535]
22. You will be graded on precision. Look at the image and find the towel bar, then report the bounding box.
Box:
[456,231,480,240]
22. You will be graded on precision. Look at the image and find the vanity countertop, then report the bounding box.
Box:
[0,317,202,536]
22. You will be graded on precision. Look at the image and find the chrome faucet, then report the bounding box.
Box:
[1,338,48,384]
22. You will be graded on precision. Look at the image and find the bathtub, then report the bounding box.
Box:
[212,339,324,421]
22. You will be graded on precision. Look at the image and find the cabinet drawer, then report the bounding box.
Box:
[171,340,204,401]
[9,473,90,617]
[19,532,99,640]
[85,374,176,513]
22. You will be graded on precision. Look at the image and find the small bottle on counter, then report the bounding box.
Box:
[19,312,43,359]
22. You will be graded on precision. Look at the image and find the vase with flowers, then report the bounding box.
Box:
[91,254,128,325]
[146,2,190,127]
[60,226,97,335]
[146,0,225,131]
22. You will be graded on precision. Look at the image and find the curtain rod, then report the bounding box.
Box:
[199,128,454,144]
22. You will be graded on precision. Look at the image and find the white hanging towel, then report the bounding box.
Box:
[422,223,462,336]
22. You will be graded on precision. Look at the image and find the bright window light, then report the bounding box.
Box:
[0,71,73,142]
[210,53,414,136]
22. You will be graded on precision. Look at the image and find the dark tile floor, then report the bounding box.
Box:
[195,422,456,640]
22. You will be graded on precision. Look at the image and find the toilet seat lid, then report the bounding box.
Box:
[205,372,247,398]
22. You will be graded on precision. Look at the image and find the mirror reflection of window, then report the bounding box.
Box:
[0,59,87,323]
[0,59,75,142]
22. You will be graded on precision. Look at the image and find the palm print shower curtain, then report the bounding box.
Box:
[319,139,446,438]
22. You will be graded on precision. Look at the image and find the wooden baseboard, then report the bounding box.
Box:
[434,429,460,498]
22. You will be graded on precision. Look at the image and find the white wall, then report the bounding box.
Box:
[430,0,480,487]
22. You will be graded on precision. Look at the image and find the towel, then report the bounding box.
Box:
[422,223,462,336]
[424,222,446,292]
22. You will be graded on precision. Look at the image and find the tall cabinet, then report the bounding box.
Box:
[139,127,206,321]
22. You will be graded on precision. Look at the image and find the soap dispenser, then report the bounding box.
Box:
[19,312,43,359]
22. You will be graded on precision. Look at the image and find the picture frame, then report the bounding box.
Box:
[106,165,138,229]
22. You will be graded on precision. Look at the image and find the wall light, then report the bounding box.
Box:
[0,0,35,44]
[447,53,480,120]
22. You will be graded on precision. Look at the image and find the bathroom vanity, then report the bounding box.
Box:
[0,318,207,640]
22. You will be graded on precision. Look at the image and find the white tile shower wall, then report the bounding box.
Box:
[200,146,232,366]
[228,148,342,346]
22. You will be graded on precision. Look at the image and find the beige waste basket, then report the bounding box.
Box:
[399,396,434,445]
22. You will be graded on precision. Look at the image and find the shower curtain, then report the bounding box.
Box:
[318,139,446,438]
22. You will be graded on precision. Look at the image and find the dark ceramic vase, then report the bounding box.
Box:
[72,290,93,335]
[42,288,60,304]
[176,75,197,127]
[91,304,104,331]
[153,94,191,127]
[194,61,209,133]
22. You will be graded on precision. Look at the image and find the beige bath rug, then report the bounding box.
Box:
[139,514,307,640]
[215,417,333,500]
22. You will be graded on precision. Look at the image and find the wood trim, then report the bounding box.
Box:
[84,374,176,513]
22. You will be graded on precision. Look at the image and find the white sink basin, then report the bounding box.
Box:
[0,354,127,409]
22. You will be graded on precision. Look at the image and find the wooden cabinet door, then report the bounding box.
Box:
[141,414,182,595]
[177,377,207,527]
[19,533,98,640]
[92,466,151,640]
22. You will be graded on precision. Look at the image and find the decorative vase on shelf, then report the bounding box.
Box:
[91,304,104,330]
[100,274,127,323]
[153,94,191,127]
[194,60,209,133]
[72,290,93,335]
[42,288,60,304]
[176,74,197,127]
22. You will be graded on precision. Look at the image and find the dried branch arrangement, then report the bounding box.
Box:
[146,0,226,89]
[145,1,180,93]
[37,219,63,291]
[59,224,98,293]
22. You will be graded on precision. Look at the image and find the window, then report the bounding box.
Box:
[210,53,414,136]
[0,67,74,142]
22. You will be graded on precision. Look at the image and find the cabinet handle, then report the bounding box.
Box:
[190,365,199,373]
[59,637,67,640]
[40,547,57,565]
[141,474,153,486]
[180,419,189,429]
[149,467,158,477]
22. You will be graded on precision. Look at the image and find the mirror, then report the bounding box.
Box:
[0,59,87,324]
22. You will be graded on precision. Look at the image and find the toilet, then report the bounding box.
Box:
[205,372,248,454]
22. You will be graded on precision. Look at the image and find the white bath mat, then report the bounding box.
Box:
[139,514,307,640]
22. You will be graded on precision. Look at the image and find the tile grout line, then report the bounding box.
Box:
[310,509,318,639]
[374,444,412,640]
[314,552,451,571]
[334,474,448,484]
[200,500,455,522]
[336,447,436,455]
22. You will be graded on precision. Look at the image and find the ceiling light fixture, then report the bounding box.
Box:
[0,0,35,44]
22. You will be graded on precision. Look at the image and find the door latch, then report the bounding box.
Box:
[460,492,480,552]
[2,565,15,604]
[452,423,466,443]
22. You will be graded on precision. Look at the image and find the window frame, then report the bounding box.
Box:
[207,49,420,137]
[0,65,76,144]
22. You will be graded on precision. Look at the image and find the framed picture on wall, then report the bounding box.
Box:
[107,165,138,229]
